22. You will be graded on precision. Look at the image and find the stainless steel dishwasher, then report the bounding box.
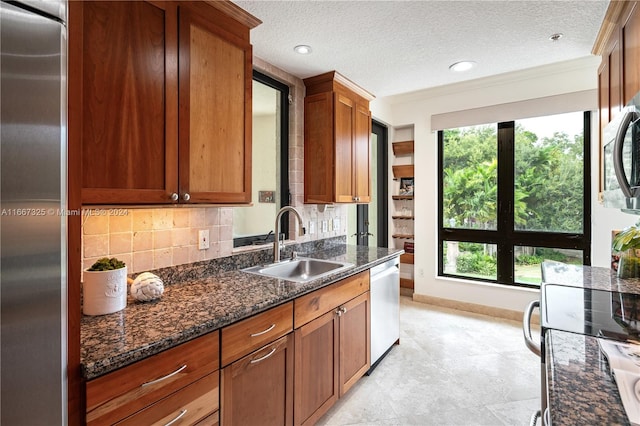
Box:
[369,256,400,371]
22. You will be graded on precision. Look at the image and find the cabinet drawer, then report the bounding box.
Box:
[195,411,219,426]
[86,331,219,425]
[116,371,219,426]
[221,334,294,426]
[221,302,293,366]
[294,270,369,328]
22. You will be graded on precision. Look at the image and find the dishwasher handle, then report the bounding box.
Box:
[523,300,541,357]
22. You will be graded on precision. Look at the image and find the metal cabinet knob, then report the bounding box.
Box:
[335,306,348,316]
[182,193,191,202]
[170,193,179,201]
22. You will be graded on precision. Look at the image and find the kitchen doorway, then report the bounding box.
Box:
[348,120,388,247]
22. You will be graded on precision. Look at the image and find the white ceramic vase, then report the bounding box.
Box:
[82,266,128,315]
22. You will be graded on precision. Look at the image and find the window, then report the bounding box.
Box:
[438,111,591,287]
[233,71,289,247]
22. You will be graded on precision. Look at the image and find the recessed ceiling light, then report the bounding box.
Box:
[449,61,477,72]
[294,45,312,54]
[549,33,563,42]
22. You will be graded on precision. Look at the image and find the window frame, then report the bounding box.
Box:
[437,111,592,288]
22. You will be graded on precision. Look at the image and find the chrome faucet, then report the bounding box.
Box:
[273,206,305,263]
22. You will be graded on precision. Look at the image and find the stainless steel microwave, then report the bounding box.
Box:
[602,96,640,214]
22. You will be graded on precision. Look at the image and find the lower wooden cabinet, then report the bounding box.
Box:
[85,331,219,426]
[85,272,373,426]
[221,333,294,426]
[339,291,370,396]
[294,309,339,426]
[293,271,371,426]
[115,372,219,426]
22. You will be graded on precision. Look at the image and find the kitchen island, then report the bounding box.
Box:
[540,262,640,426]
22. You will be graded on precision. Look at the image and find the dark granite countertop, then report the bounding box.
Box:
[546,330,629,426]
[542,262,640,426]
[80,242,402,380]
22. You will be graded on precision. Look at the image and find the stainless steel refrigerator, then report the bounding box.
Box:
[1,0,67,424]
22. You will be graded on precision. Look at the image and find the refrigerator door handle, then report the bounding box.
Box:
[523,300,541,357]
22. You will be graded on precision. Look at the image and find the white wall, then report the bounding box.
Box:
[374,56,636,313]
[233,114,278,237]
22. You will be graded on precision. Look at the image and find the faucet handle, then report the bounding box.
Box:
[299,226,306,236]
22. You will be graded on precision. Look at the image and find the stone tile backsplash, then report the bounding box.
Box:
[82,205,347,276]
[82,207,234,274]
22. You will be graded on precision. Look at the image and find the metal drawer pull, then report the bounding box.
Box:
[250,323,276,337]
[164,409,187,426]
[141,364,187,387]
[250,347,277,364]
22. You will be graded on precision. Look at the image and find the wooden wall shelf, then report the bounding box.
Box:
[392,140,414,156]
[392,195,413,200]
[392,234,414,239]
[400,278,414,290]
[392,165,414,179]
[400,253,414,264]
[392,215,414,220]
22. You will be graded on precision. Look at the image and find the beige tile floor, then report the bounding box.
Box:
[317,296,541,426]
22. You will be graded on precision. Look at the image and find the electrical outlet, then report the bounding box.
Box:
[328,219,334,232]
[321,220,328,233]
[198,229,210,250]
[308,221,316,234]
[418,268,424,278]
[333,217,341,231]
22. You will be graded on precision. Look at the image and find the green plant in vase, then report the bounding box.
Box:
[612,222,640,278]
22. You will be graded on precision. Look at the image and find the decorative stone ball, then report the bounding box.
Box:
[130,272,164,302]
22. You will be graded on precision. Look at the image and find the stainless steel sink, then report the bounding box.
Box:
[242,258,353,283]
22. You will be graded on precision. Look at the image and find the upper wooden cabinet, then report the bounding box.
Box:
[70,1,260,205]
[595,2,640,131]
[594,1,640,193]
[303,71,375,204]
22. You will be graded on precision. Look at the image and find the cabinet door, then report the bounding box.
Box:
[353,102,371,203]
[334,93,356,203]
[598,59,610,143]
[339,291,371,396]
[294,310,339,426]
[73,1,179,204]
[303,92,334,204]
[178,5,252,204]
[221,334,293,426]
[623,2,640,104]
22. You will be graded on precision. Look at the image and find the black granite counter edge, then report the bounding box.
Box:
[81,244,403,380]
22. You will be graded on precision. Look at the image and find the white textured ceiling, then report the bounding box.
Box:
[234,0,610,98]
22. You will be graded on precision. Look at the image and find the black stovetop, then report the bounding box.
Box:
[542,283,640,342]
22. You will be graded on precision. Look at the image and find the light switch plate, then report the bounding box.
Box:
[334,217,341,231]
[198,229,210,250]
[321,220,328,233]
[308,221,316,234]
